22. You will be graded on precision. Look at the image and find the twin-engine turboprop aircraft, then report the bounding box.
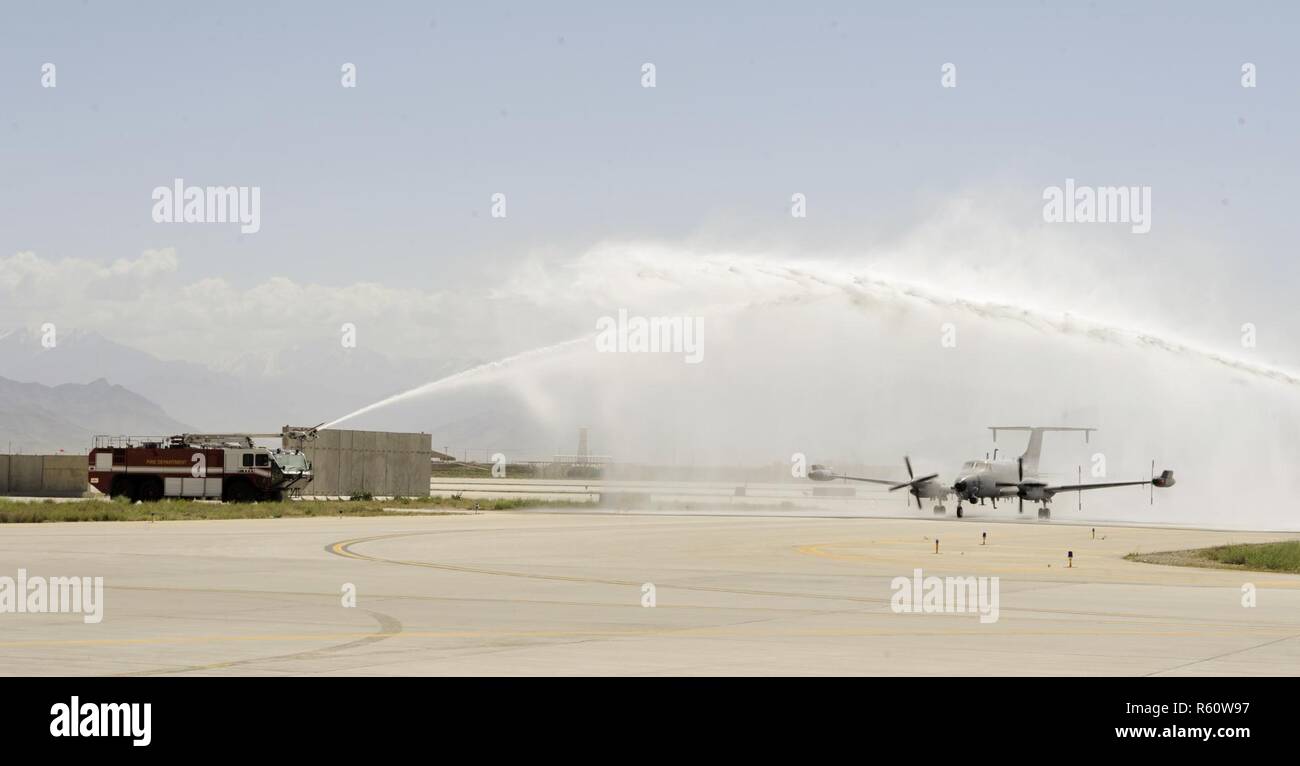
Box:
[808,426,1174,519]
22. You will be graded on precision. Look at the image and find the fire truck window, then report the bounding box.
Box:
[255,454,270,468]
[242,454,254,468]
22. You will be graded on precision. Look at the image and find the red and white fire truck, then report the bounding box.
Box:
[88,432,314,502]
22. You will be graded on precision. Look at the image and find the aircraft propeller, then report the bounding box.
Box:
[1018,456,1024,515]
[888,455,939,509]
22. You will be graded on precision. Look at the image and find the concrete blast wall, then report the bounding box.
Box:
[0,454,88,497]
[289,429,431,498]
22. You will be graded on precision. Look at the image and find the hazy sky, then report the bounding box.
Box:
[5,3,1300,528]
[2,1,1298,367]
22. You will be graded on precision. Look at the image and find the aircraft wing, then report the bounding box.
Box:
[1045,469,1174,494]
[1045,479,1153,493]
[828,475,901,486]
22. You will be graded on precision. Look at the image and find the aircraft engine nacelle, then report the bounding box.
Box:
[1153,470,1175,488]
[1018,483,1051,502]
[808,465,837,482]
[915,479,950,500]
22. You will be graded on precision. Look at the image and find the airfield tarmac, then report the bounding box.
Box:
[1,509,1298,676]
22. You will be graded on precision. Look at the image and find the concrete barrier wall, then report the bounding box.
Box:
[42,455,88,495]
[388,431,430,497]
[336,430,355,496]
[310,429,335,496]
[290,429,431,498]
[0,454,88,497]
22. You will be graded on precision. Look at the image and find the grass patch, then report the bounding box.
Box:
[0,495,590,523]
[1126,540,1300,574]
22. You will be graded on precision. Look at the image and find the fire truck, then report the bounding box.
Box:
[88,431,314,503]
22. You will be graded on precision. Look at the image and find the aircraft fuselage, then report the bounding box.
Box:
[952,459,1023,501]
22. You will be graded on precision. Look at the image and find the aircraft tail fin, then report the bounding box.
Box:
[988,426,1095,476]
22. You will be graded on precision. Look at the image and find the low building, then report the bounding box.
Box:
[283,427,431,498]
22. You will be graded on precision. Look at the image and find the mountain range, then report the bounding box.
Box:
[0,326,545,456]
[0,375,191,453]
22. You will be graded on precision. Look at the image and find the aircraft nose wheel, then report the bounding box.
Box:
[933,504,946,515]
[1037,506,1051,520]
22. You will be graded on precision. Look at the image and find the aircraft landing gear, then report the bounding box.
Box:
[955,506,964,519]
[1037,505,1051,520]
[933,504,946,515]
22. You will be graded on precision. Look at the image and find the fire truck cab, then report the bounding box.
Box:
[88,434,313,503]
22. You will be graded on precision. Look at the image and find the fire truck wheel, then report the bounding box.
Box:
[223,479,257,503]
[110,477,134,500]
[137,477,164,502]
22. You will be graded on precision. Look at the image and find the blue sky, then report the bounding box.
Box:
[1,1,1297,365]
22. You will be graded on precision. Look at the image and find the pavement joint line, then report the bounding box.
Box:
[324,531,1300,630]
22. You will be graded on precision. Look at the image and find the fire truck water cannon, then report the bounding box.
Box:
[88,429,317,503]
[281,423,325,444]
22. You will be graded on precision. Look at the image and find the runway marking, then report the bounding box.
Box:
[100,583,838,614]
[5,515,1297,674]
[328,533,890,604]
[0,624,1275,652]
[1144,630,1300,676]
[795,541,1300,586]
[9,523,1287,668]
[0,524,1292,663]
[112,609,405,676]
[324,532,1300,631]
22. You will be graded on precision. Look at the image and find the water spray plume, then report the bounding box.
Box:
[628,251,1300,388]
[310,249,1300,530]
[320,335,593,430]
[322,253,1300,434]
[763,262,1300,388]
